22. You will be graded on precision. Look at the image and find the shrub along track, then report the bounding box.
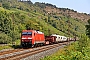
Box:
[0,41,72,60]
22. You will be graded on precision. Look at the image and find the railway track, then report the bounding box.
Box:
[0,44,11,46]
[0,41,72,60]
[0,49,24,55]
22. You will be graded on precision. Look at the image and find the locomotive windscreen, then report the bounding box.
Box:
[22,32,32,35]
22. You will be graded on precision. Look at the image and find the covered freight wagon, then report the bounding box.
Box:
[45,36,56,45]
[51,34,67,42]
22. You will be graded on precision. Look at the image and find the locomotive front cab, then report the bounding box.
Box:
[21,31,33,47]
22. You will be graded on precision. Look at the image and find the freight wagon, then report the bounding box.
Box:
[45,36,56,45]
[51,34,67,42]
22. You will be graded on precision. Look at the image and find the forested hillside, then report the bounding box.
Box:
[0,0,89,43]
[41,19,90,60]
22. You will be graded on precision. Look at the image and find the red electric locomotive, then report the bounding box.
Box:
[21,30,45,47]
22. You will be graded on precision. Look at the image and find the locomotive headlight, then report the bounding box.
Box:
[29,39,32,42]
[28,38,32,39]
[22,40,24,42]
[22,38,26,39]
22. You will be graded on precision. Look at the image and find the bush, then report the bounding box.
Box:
[2,2,10,9]
[0,32,12,44]
[78,34,89,52]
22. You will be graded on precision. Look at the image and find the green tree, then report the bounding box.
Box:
[26,22,32,30]
[86,19,90,37]
[2,2,10,9]
[78,34,89,52]
[0,3,2,7]
[0,11,12,34]
[0,32,12,44]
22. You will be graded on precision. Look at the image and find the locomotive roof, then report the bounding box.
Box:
[22,30,44,34]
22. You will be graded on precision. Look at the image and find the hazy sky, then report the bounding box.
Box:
[30,0,90,14]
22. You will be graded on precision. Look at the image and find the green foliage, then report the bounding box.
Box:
[0,45,12,50]
[0,11,12,34]
[15,39,20,45]
[0,32,12,44]
[41,35,90,60]
[78,34,89,52]
[86,19,90,37]
[0,11,13,43]
[2,2,10,9]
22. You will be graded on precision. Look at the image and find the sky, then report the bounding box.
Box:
[29,0,90,14]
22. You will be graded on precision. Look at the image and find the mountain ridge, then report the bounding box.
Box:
[34,2,90,22]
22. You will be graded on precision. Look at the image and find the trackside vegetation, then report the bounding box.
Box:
[41,35,90,60]
[41,19,90,60]
[41,18,90,60]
